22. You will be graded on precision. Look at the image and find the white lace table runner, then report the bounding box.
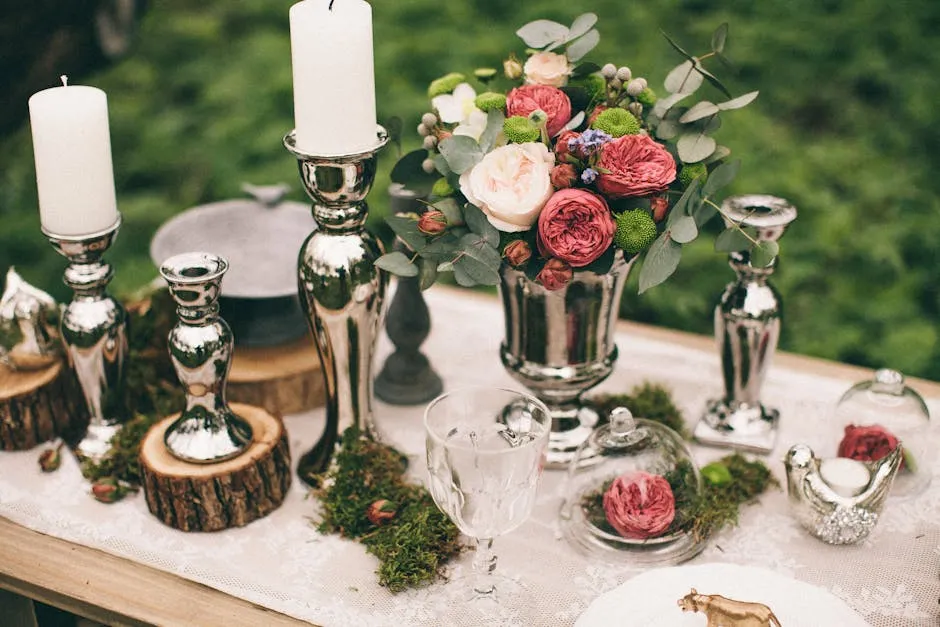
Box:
[1,289,938,626]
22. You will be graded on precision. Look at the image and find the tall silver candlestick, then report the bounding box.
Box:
[44,218,128,461]
[284,127,389,486]
[695,195,797,454]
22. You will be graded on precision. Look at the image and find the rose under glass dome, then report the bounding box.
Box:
[559,408,706,564]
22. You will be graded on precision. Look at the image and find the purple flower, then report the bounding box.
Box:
[581,168,598,184]
[567,129,613,156]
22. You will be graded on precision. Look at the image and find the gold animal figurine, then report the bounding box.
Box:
[678,588,782,626]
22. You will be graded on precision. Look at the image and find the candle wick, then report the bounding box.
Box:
[60,75,69,87]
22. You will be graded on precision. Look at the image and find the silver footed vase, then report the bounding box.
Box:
[160,252,253,464]
[284,127,389,487]
[499,253,635,468]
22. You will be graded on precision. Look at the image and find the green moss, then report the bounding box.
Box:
[588,381,688,438]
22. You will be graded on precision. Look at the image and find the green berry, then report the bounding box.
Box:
[591,108,641,138]
[474,67,498,82]
[475,92,507,113]
[431,177,454,198]
[572,74,607,101]
[614,210,658,254]
[427,72,466,98]
[636,87,657,107]
[679,163,708,187]
[503,116,540,143]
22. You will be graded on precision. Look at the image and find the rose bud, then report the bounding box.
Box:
[38,443,63,473]
[417,210,447,235]
[503,57,523,80]
[550,164,578,190]
[366,499,397,526]
[503,240,532,267]
[536,258,574,291]
[91,478,124,504]
[650,195,670,222]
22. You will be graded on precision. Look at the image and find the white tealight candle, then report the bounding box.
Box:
[28,77,119,237]
[819,457,871,497]
[289,0,378,155]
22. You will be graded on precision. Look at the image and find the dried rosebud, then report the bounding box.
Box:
[550,163,578,190]
[503,240,532,267]
[91,478,125,504]
[38,443,63,473]
[366,499,397,525]
[503,57,523,80]
[536,258,574,291]
[650,195,670,222]
[417,210,447,235]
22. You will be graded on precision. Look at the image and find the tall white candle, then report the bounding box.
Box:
[28,78,119,236]
[289,0,377,155]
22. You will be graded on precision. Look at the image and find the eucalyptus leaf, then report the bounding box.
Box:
[751,240,779,268]
[717,90,759,111]
[669,215,699,244]
[453,234,501,286]
[568,13,598,39]
[639,233,682,293]
[714,227,753,252]
[516,20,569,49]
[390,149,439,195]
[418,258,438,290]
[702,159,740,197]
[679,101,719,123]
[375,251,418,277]
[677,132,717,163]
[651,91,691,119]
[695,64,733,99]
[463,203,500,248]
[438,135,483,175]
[386,215,427,252]
[664,60,704,95]
[434,198,463,225]
[655,119,680,140]
[437,261,454,272]
[567,28,600,62]
[571,62,601,78]
[667,178,702,227]
[711,23,729,54]
[420,233,461,263]
[693,201,718,228]
[696,114,722,134]
[704,145,732,164]
[660,30,695,62]
[479,110,505,153]
[432,153,451,177]
[560,110,586,134]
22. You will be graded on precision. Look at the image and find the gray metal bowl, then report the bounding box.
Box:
[150,184,314,347]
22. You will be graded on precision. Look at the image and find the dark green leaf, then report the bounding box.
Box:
[390,150,438,195]
[453,234,501,286]
[694,64,733,99]
[679,101,719,123]
[711,23,729,54]
[419,233,461,263]
[479,110,505,153]
[693,201,718,228]
[582,245,616,275]
[751,240,779,268]
[660,30,695,62]
[438,136,483,175]
[702,159,740,197]
[655,119,680,140]
[669,215,699,244]
[715,51,735,71]
[717,91,759,111]
[704,145,732,165]
[463,203,500,248]
[667,178,702,227]
[571,62,601,78]
[386,214,427,251]
[714,227,754,252]
[677,132,717,163]
[433,152,452,177]
[560,86,591,116]
[434,198,463,225]
[568,13,598,40]
[516,20,569,48]
[567,28,599,62]
[375,251,418,277]
[664,60,704,95]
[639,233,682,293]
[418,258,438,290]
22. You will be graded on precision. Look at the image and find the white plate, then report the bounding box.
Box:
[576,563,870,627]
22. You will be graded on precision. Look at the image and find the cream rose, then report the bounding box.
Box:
[459,142,555,232]
[524,51,571,87]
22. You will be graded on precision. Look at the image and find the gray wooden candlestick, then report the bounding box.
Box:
[374,184,443,405]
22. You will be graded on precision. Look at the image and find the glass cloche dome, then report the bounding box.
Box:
[833,369,931,498]
[559,408,706,564]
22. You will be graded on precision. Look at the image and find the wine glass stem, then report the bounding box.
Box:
[471,537,498,595]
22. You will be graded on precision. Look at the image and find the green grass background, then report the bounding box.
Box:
[2,0,939,379]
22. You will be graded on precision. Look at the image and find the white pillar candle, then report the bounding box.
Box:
[289,0,377,155]
[28,78,119,236]
[820,457,871,497]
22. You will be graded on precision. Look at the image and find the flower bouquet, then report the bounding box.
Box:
[378,13,763,293]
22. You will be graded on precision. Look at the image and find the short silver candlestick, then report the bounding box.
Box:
[695,195,797,454]
[160,252,253,463]
[44,218,128,462]
[284,127,389,486]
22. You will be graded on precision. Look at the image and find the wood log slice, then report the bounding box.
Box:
[228,337,324,418]
[139,403,292,532]
[0,360,88,451]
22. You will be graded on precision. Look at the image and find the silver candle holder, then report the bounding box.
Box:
[284,127,389,486]
[160,252,253,464]
[44,218,128,462]
[695,195,797,454]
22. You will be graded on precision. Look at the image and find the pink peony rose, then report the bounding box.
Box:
[536,258,573,291]
[550,164,578,189]
[506,84,572,138]
[596,135,677,199]
[537,189,615,267]
[838,424,902,468]
[603,471,676,539]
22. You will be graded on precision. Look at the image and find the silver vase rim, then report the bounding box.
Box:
[721,194,797,229]
[283,125,390,162]
[159,251,229,285]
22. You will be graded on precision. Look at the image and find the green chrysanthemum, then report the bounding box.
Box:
[503,116,540,143]
[636,87,657,107]
[591,108,641,138]
[679,163,708,187]
[427,73,466,98]
[572,74,607,101]
[614,209,658,254]
[475,92,507,113]
[431,178,454,198]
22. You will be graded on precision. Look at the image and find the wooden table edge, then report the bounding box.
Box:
[0,516,312,627]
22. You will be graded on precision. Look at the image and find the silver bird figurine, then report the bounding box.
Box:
[0,267,60,371]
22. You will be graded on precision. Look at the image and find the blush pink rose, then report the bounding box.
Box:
[596,135,677,199]
[536,258,573,291]
[506,84,572,138]
[838,424,903,469]
[537,189,615,267]
[603,471,676,539]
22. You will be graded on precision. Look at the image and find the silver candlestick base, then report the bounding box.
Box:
[284,127,389,486]
[160,252,253,463]
[44,218,128,462]
[695,195,797,454]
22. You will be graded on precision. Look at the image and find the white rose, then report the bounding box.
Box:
[524,51,571,87]
[459,143,555,232]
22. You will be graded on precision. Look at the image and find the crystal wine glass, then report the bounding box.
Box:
[424,386,551,618]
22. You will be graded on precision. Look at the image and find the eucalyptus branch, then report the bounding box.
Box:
[705,197,759,245]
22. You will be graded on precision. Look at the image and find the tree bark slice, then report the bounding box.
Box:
[228,337,324,418]
[139,403,292,532]
[0,360,88,451]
